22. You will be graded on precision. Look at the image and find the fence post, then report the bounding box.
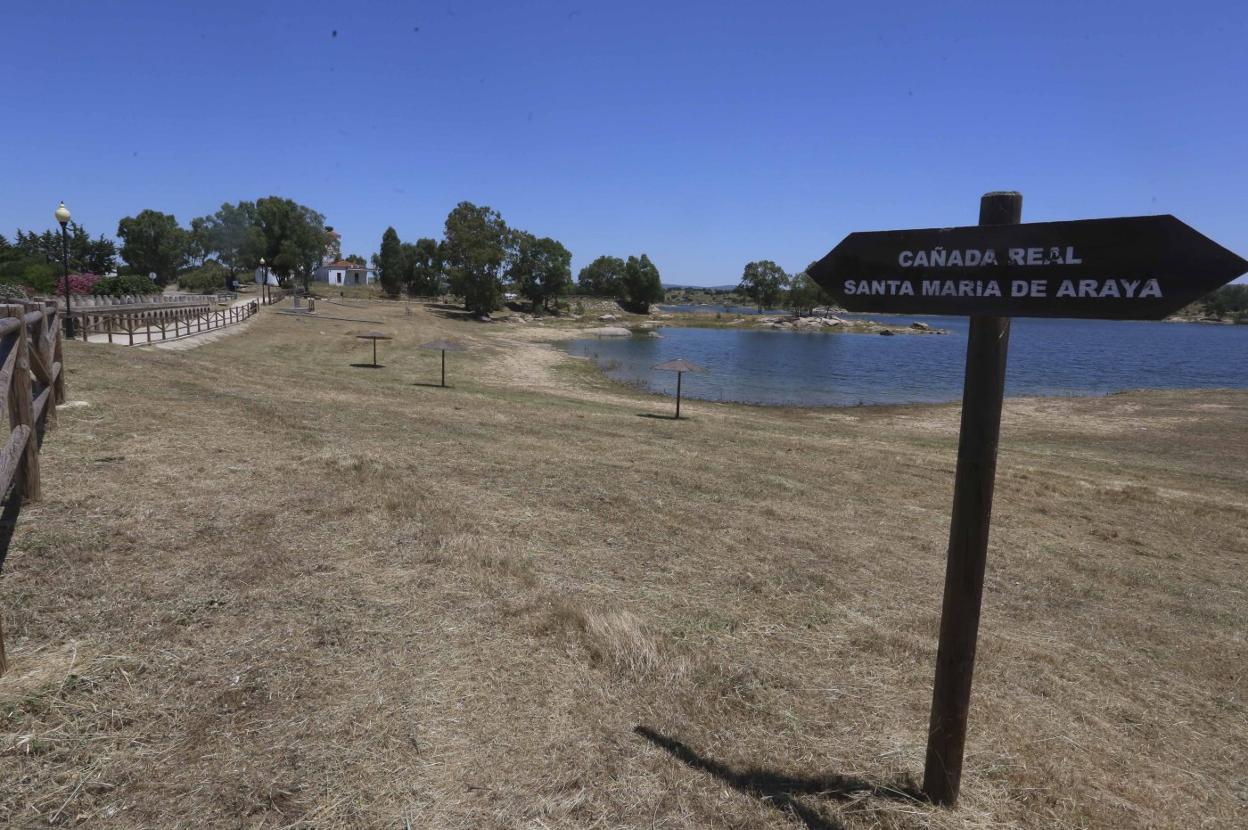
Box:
[48,302,66,405]
[29,306,57,431]
[6,311,41,502]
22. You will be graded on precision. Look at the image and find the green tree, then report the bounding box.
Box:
[12,229,59,264]
[344,253,367,266]
[374,227,404,297]
[737,259,790,311]
[577,255,626,296]
[509,231,572,311]
[442,202,509,316]
[80,231,117,275]
[1199,284,1248,319]
[787,267,832,315]
[117,210,188,284]
[187,216,211,268]
[10,223,115,275]
[620,254,663,313]
[252,197,327,290]
[402,238,443,296]
[195,201,260,280]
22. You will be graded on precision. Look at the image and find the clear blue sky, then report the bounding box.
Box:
[3,0,1245,285]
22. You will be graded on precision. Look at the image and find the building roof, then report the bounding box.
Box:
[324,260,368,269]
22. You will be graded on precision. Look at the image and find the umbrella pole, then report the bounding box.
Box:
[441,350,446,387]
[675,371,682,419]
[372,339,378,367]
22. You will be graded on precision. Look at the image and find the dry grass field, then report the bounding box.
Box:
[1,300,1245,829]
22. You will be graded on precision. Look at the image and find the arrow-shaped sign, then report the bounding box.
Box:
[807,215,1247,319]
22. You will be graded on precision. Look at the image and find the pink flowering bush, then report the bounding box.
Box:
[66,273,101,294]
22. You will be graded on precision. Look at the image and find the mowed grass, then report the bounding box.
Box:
[1,301,1245,829]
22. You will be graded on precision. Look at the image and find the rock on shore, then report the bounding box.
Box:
[753,315,945,335]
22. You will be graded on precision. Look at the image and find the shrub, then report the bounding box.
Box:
[67,273,101,294]
[0,282,32,299]
[91,275,160,297]
[0,259,60,294]
[177,262,230,294]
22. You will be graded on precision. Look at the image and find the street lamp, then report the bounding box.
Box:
[259,257,267,303]
[55,201,74,337]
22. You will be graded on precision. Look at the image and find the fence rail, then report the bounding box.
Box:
[0,299,65,675]
[72,300,260,345]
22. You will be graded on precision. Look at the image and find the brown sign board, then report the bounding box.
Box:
[807,215,1247,319]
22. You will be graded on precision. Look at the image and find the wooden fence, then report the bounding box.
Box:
[259,288,289,306]
[0,299,65,675]
[72,300,260,345]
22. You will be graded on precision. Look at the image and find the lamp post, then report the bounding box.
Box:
[55,201,74,337]
[259,257,267,304]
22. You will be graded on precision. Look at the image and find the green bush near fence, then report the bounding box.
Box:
[177,263,229,294]
[92,275,160,297]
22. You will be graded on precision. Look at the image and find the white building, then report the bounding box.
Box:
[314,259,376,286]
[311,226,376,286]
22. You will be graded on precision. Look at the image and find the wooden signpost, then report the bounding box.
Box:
[807,192,1248,807]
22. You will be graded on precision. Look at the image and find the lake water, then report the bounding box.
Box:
[565,315,1248,406]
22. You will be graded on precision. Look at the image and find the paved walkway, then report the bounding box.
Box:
[83,295,261,350]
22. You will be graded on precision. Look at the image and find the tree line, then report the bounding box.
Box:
[373,201,665,316]
[120,197,335,289]
[735,259,836,314]
[0,225,118,292]
[1,196,342,295]
[1192,283,1248,323]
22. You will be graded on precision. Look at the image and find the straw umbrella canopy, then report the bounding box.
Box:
[420,339,468,387]
[354,331,392,367]
[652,358,708,419]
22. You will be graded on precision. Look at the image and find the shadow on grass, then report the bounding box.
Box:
[412,382,450,389]
[634,726,926,830]
[636,412,683,421]
[349,363,385,369]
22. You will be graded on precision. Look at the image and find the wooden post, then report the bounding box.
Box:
[675,371,683,419]
[922,191,1020,806]
[51,306,66,404]
[441,350,446,387]
[7,311,41,502]
[33,306,57,431]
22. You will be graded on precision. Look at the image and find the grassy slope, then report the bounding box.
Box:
[1,302,1245,829]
